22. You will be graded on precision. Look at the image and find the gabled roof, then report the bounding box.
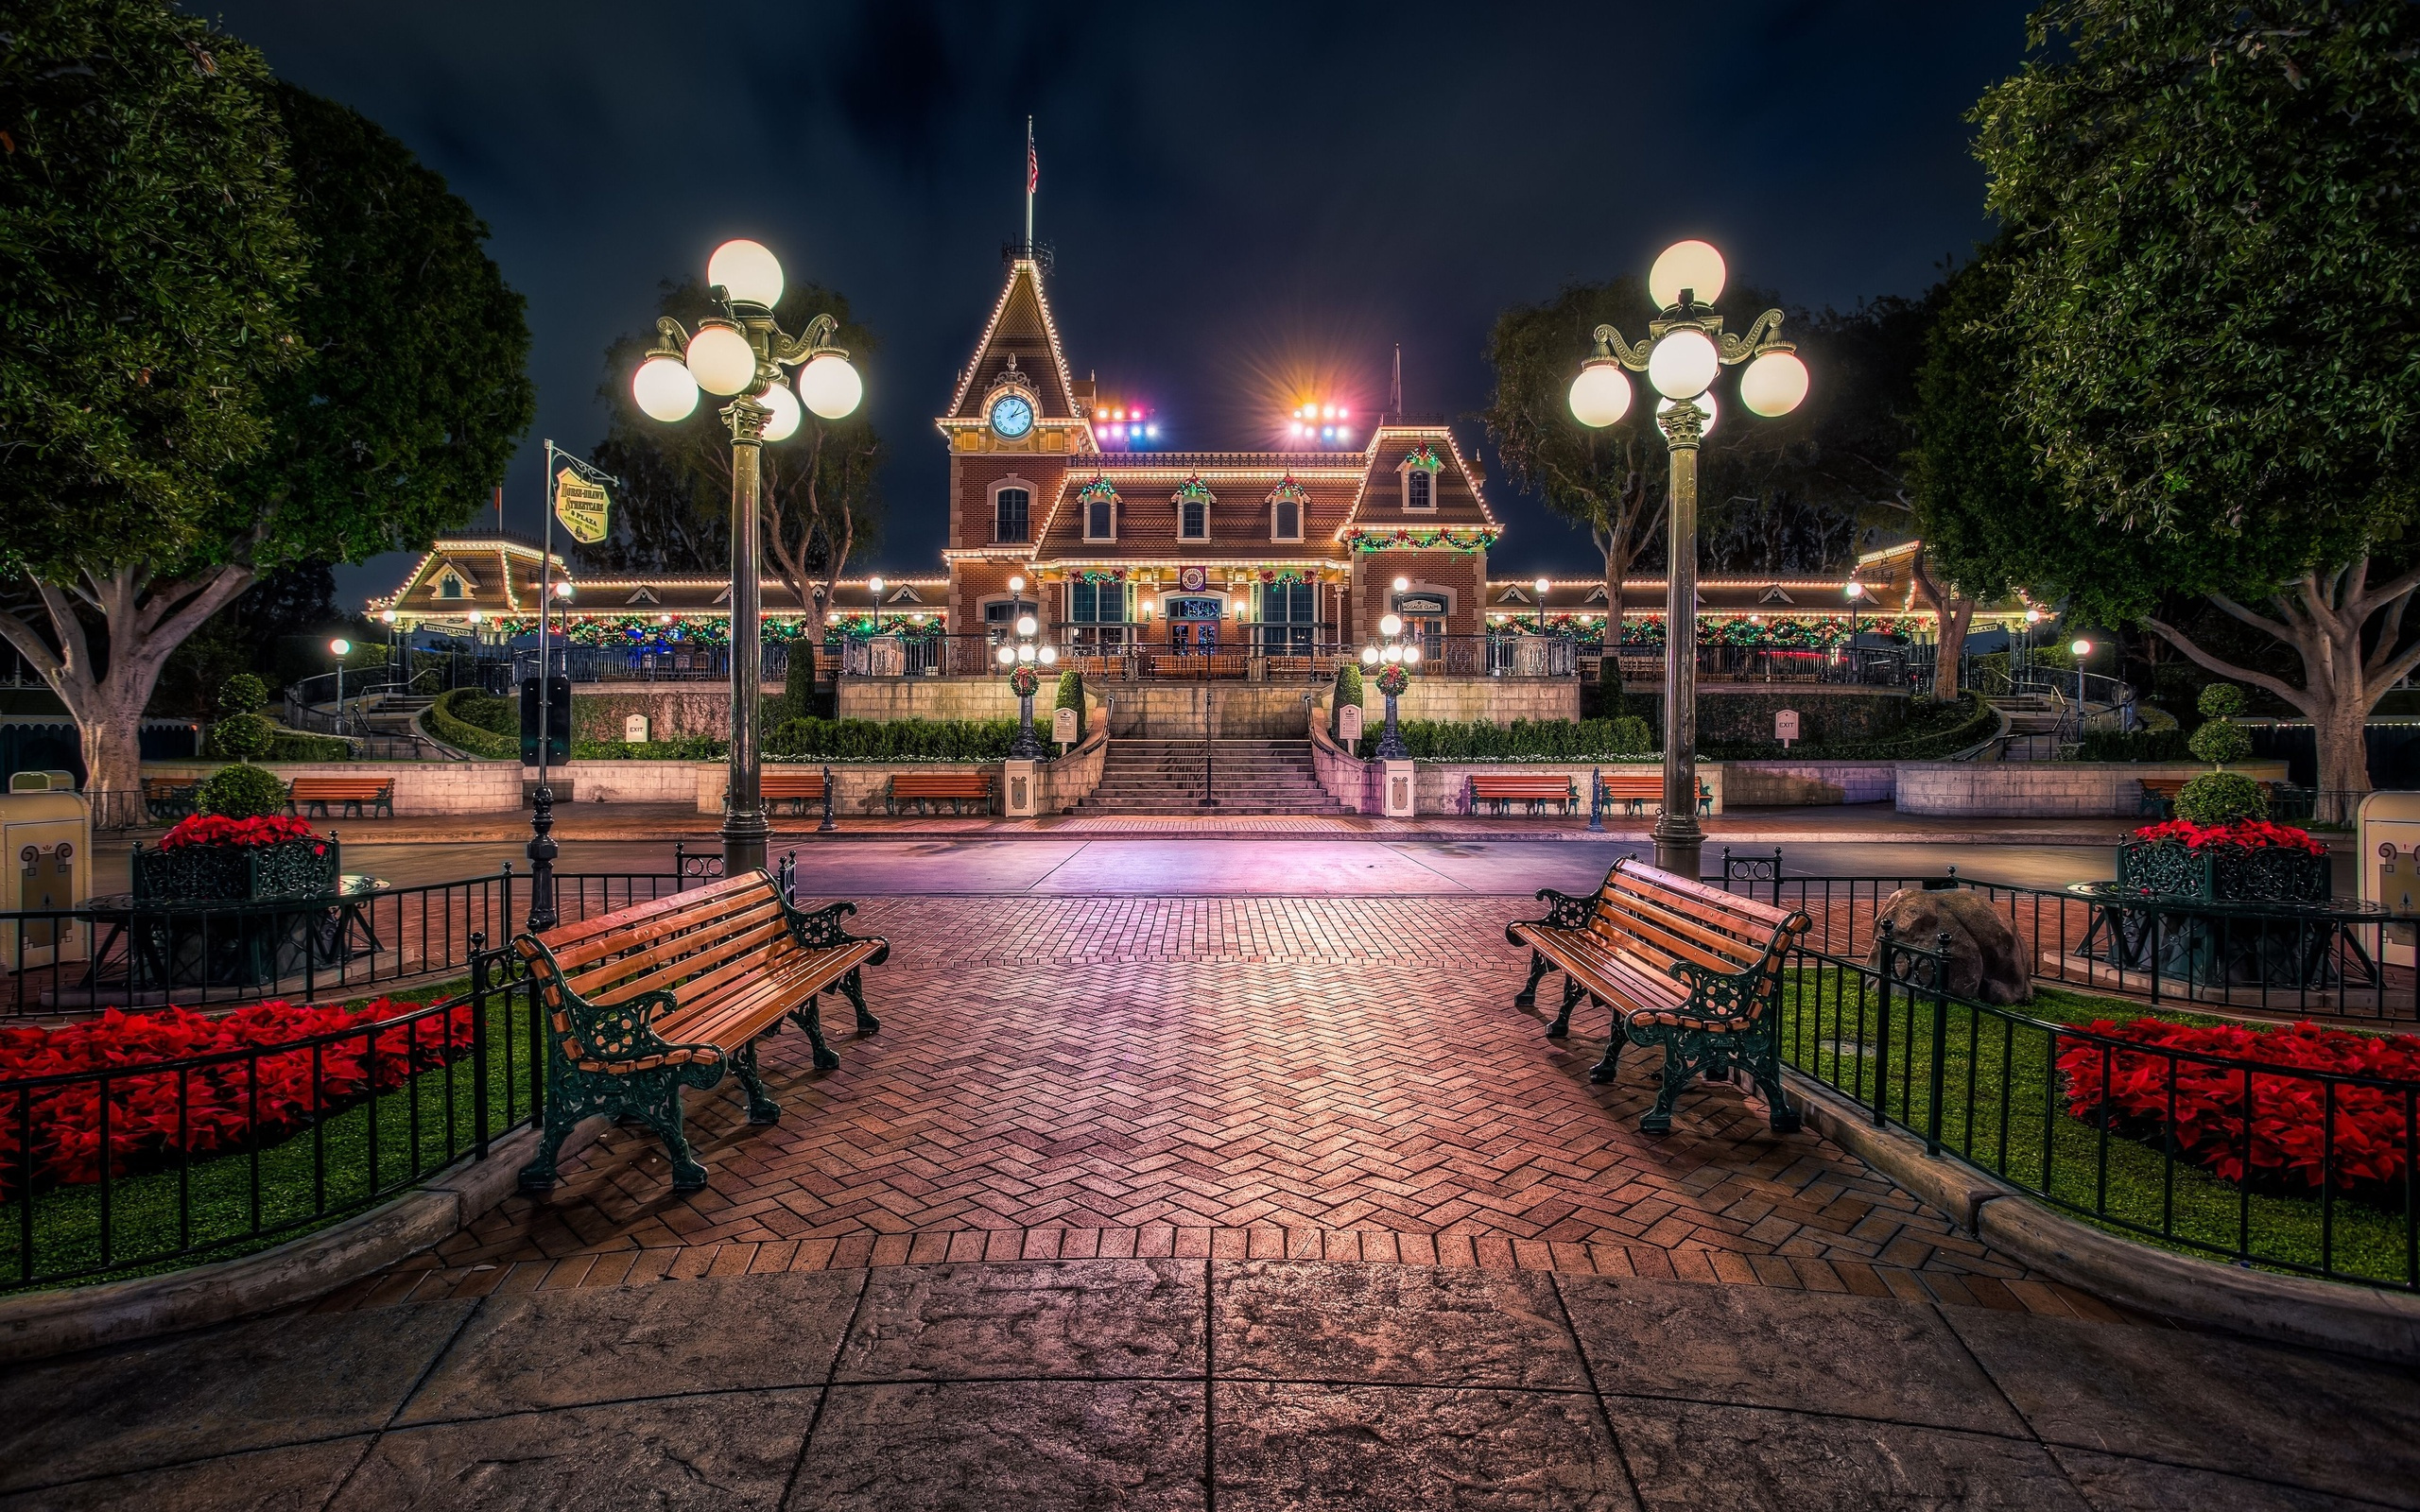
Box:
[944,257,1080,422]
[1336,424,1502,541]
[1024,455,1365,566]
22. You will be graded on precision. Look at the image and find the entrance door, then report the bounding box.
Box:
[1168,596,1221,655]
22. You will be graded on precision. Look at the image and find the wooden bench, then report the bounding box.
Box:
[761,767,830,816]
[286,776,393,819]
[1468,773,1578,816]
[143,778,199,822]
[513,870,890,1192]
[1506,858,1809,1133]
[888,771,991,816]
[1595,771,1714,816]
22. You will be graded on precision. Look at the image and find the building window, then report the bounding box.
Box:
[1085,495,1115,541]
[1069,580,1128,650]
[1257,581,1316,657]
[995,487,1030,542]
[1180,498,1208,540]
[439,576,463,599]
[1405,470,1432,510]
[1272,497,1301,541]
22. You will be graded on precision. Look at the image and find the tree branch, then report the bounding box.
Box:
[2210,592,2302,646]
[2145,615,2314,714]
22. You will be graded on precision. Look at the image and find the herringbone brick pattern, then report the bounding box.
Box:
[404,896,2070,1312]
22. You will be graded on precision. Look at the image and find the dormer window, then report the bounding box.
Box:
[438,576,464,599]
[1174,477,1214,541]
[1078,477,1119,542]
[1268,479,1307,542]
[1399,445,1443,511]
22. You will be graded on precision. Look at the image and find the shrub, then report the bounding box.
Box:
[2198,682,2249,721]
[779,638,821,722]
[195,763,290,820]
[763,716,1017,763]
[266,730,351,762]
[1355,716,1652,762]
[1332,663,1363,741]
[571,737,727,761]
[428,688,519,760]
[217,674,268,715]
[2173,771,2269,825]
[1054,670,1085,744]
[2187,717,2253,767]
[210,712,275,762]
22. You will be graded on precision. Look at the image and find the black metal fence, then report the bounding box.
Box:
[1778,929,2420,1290]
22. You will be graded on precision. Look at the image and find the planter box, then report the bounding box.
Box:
[2116,839,2329,905]
[131,836,339,903]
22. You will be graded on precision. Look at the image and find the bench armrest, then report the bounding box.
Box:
[782,898,892,967]
[1665,958,1772,1026]
[519,937,726,1070]
[1505,886,1597,946]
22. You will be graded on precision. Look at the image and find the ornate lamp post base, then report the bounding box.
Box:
[1375,694,1408,761]
[525,784,560,931]
[1010,695,1046,760]
[721,805,770,879]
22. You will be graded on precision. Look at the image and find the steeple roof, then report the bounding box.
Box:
[945,257,1078,422]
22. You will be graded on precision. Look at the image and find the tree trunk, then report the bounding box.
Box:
[1906,546,1973,701]
[0,564,254,826]
[2147,557,2420,829]
[1600,543,1626,697]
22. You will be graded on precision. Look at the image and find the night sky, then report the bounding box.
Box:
[202,0,2037,607]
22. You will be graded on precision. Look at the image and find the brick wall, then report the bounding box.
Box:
[1896,760,2290,817]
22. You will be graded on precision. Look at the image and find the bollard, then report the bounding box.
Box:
[1588,766,1604,832]
[820,765,837,833]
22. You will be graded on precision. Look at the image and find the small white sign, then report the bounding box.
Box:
[1774,709,1800,748]
[624,713,650,745]
[1052,706,1078,746]
[1339,704,1364,744]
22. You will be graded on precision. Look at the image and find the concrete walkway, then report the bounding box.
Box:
[3,1258,2412,1509]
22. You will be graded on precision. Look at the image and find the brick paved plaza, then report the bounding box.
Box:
[348,894,2096,1317]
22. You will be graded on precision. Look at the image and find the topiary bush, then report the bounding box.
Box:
[1332,663,1364,741]
[1054,670,1085,744]
[210,712,275,762]
[2197,682,2249,721]
[779,637,821,723]
[2174,771,2270,825]
[2187,717,2253,767]
[217,674,268,715]
[195,763,289,819]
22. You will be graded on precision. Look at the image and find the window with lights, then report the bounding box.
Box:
[995,487,1030,542]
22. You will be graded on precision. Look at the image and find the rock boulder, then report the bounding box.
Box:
[1867,886,2033,1005]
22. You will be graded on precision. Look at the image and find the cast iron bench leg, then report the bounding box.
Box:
[1588,1009,1623,1084]
[789,993,841,1070]
[1513,950,1551,1008]
[838,966,879,1033]
[731,1037,780,1124]
[1547,976,1583,1040]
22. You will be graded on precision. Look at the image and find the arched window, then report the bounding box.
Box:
[439,576,464,599]
[1405,470,1431,510]
[995,487,1031,542]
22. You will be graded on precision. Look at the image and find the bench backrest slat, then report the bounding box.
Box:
[538,872,764,957]
[1594,887,1768,979]
[563,909,792,1005]
[892,773,989,795]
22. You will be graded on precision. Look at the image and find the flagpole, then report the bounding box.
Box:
[527,439,559,931]
[1025,115,1034,247]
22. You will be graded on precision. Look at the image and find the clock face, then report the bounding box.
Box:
[989,393,1035,439]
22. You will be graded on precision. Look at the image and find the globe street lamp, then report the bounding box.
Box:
[996,610,1059,760]
[1358,612,1423,760]
[1569,239,1807,878]
[328,639,351,736]
[2070,638,2092,725]
[1533,576,1551,636]
[629,239,861,877]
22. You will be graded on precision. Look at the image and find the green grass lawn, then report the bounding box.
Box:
[1779,969,2418,1287]
[0,977,544,1290]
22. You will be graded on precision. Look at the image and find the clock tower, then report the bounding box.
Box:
[937,252,1094,639]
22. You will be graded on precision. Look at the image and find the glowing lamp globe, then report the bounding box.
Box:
[1534,577,1549,596]
[329,638,351,657]
[379,610,397,624]
[1738,351,1810,418]
[1567,360,1633,428]
[1379,613,1403,637]
[683,323,757,397]
[555,580,573,598]
[1391,576,1409,593]
[1038,644,1059,665]
[706,238,784,307]
[1360,646,1380,666]
[1016,644,1036,663]
[869,576,885,597]
[755,381,803,442]
[1009,576,1027,593]
[1648,239,1727,309]
[996,646,1015,666]
[1381,644,1403,664]
[2071,639,2092,658]
[797,352,862,420]
[1844,579,1863,601]
[1647,329,1719,400]
[1654,391,1719,438]
[1016,614,1038,638]
[1402,644,1421,665]
[632,355,700,421]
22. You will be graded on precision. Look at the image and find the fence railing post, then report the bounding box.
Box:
[1873,921,1894,1126]
[471,934,491,1159]
[1927,930,1951,1157]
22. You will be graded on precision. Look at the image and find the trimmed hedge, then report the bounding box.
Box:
[201,720,351,763]
[1055,670,1085,744]
[1702,692,1996,761]
[2077,728,2192,763]
[765,717,1017,763]
[570,737,727,761]
[1354,716,1652,763]
[428,689,518,761]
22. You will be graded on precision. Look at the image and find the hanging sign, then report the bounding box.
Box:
[554,471,611,544]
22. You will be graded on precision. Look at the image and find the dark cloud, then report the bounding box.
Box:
[198,0,2031,603]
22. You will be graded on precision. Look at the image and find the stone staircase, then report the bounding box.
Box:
[1077,737,1347,815]
[357,694,435,737]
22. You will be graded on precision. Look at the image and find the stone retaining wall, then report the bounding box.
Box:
[1720,762,1898,807]
[1896,759,2290,817]
[141,760,521,816]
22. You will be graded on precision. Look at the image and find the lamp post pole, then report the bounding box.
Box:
[725,403,770,876]
[1566,239,1810,883]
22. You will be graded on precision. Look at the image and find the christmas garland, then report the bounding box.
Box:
[1374,663,1411,698]
[1342,526,1498,555]
[1008,663,1043,697]
[1172,477,1216,505]
[1075,476,1120,504]
[1400,445,1443,472]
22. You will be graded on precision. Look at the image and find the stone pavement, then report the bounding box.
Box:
[376,894,2062,1312]
[4,1258,2415,1509]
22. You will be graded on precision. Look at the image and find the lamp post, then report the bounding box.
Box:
[2070,638,2092,726]
[626,239,862,877]
[328,639,351,736]
[1359,613,1423,760]
[1569,239,1808,879]
[1533,576,1551,636]
[997,610,1058,760]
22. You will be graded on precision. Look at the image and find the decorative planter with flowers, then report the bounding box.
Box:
[2085,816,2341,990]
[122,815,352,993]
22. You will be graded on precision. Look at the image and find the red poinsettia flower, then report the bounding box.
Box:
[2131,817,2324,854]
[158,815,320,851]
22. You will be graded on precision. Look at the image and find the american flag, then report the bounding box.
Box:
[1027,121,1038,194]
